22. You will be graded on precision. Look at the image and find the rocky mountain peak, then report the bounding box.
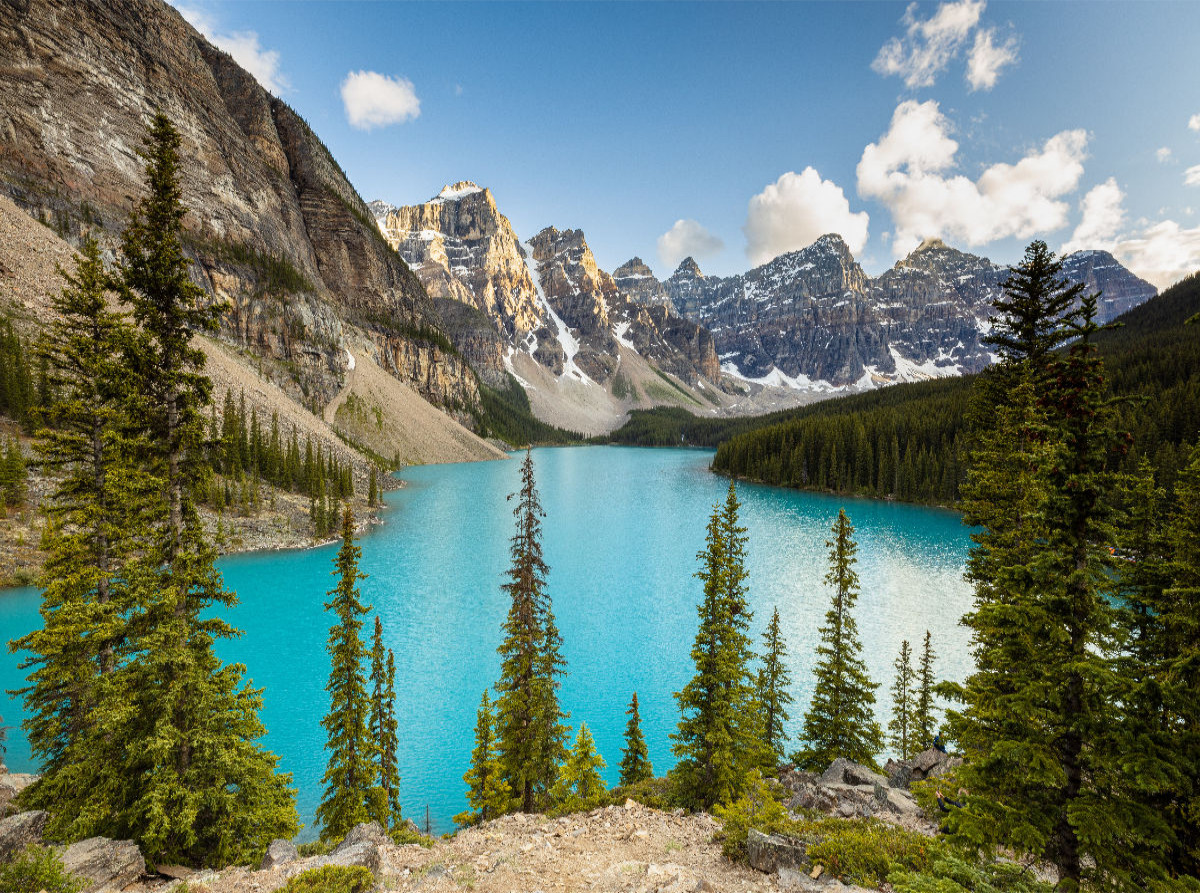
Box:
[432,181,486,203]
[672,257,704,279]
[614,257,675,313]
[613,257,654,279]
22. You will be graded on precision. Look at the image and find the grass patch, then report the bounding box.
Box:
[278,865,374,893]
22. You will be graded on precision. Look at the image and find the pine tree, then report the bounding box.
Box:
[887,640,916,760]
[317,505,377,843]
[618,692,652,786]
[673,482,767,809]
[755,607,793,766]
[912,631,938,751]
[368,468,379,507]
[11,238,142,825]
[367,616,397,829]
[494,450,568,812]
[793,509,882,771]
[552,724,607,812]
[457,690,511,826]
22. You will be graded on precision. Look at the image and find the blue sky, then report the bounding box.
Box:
[174,1,1200,289]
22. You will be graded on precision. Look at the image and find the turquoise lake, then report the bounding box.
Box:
[0,446,975,836]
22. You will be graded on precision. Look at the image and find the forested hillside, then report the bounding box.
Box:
[686,272,1200,504]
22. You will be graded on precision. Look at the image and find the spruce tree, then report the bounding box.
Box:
[794,509,882,770]
[457,690,511,826]
[11,238,142,824]
[755,607,793,766]
[552,724,607,812]
[494,450,568,812]
[673,482,766,809]
[887,640,915,760]
[367,616,398,829]
[618,692,652,786]
[317,505,377,843]
[912,631,938,751]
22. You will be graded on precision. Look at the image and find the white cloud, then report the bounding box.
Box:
[657,220,724,269]
[1058,179,1200,288]
[873,0,984,88]
[966,28,1018,91]
[1061,178,1126,255]
[857,100,1088,257]
[1189,114,1200,132]
[175,4,288,95]
[341,71,421,130]
[1186,165,1200,187]
[1157,147,1174,163]
[743,168,870,265]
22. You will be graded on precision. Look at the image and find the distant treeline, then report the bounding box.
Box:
[475,373,583,447]
[611,272,1200,505]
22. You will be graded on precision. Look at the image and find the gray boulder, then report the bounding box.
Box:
[0,772,39,816]
[260,838,299,870]
[59,837,144,892]
[330,821,389,875]
[745,828,807,874]
[0,810,49,860]
[909,748,945,775]
[819,758,887,789]
[873,782,920,816]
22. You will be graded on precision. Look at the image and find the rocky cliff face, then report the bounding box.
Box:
[0,0,478,412]
[371,185,722,404]
[613,257,676,314]
[667,235,1156,388]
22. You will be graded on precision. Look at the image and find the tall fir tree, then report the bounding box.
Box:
[887,640,916,760]
[494,450,568,812]
[794,509,882,770]
[673,482,767,809]
[912,631,938,751]
[11,238,144,826]
[552,724,607,812]
[457,690,511,826]
[368,616,400,830]
[755,607,793,766]
[59,113,297,866]
[618,692,652,786]
[317,505,378,843]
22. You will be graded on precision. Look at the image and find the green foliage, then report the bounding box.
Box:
[0,845,85,893]
[551,723,608,813]
[389,823,435,848]
[912,631,939,752]
[672,482,768,809]
[794,509,883,771]
[0,316,38,429]
[198,237,314,295]
[278,865,374,893]
[889,852,1054,893]
[712,768,791,862]
[475,373,582,446]
[609,775,682,811]
[807,819,936,888]
[888,640,916,760]
[458,689,511,826]
[368,617,401,830]
[756,607,793,765]
[494,451,569,812]
[618,692,653,786]
[318,505,380,843]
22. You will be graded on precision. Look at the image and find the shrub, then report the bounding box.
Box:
[390,823,435,848]
[295,839,333,858]
[0,845,85,893]
[278,865,374,893]
[807,819,937,887]
[712,769,797,862]
[609,775,683,811]
[890,851,1054,893]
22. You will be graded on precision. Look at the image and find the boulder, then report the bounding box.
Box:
[59,837,144,892]
[887,764,914,789]
[745,828,807,874]
[909,748,945,775]
[335,821,389,851]
[0,772,39,816]
[330,821,389,875]
[260,838,299,870]
[873,783,920,816]
[819,758,887,789]
[0,810,49,860]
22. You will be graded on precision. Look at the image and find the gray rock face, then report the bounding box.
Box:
[0,810,48,860]
[614,257,677,314]
[260,837,299,870]
[59,837,144,892]
[667,235,1156,387]
[745,827,807,874]
[329,821,389,874]
[820,757,888,789]
[0,772,38,816]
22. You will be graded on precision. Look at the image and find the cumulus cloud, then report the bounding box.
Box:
[966,28,1018,91]
[341,71,421,130]
[1059,179,1200,289]
[657,220,724,269]
[1190,114,1200,132]
[175,4,288,95]
[1186,165,1200,187]
[1061,178,1126,255]
[873,0,985,89]
[857,100,1088,257]
[743,168,869,266]
[1157,147,1174,163]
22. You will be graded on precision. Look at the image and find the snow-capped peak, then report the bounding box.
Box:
[433,181,484,202]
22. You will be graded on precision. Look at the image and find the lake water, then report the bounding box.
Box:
[0,446,975,836]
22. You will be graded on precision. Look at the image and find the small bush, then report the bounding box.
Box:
[610,774,684,811]
[295,839,333,858]
[0,845,85,893]
[807,819,937,887]
[390,822,435,848]
[278,865,374,893]
[890,852,1054,893]
[712,769,797,862]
